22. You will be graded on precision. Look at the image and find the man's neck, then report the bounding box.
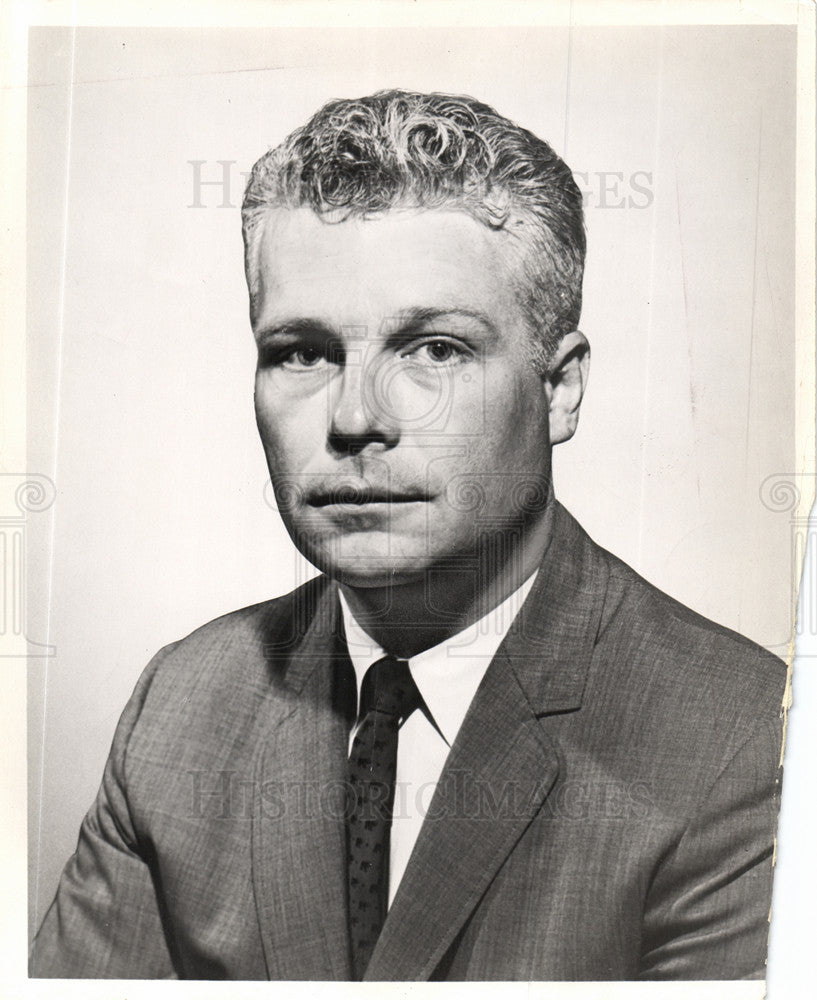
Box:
[338,510,551,659]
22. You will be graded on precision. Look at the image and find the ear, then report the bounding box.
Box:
[544,331,590,445]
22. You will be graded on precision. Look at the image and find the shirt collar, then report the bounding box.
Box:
[338,572,538,747]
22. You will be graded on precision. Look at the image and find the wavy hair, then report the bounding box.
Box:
[241,90,585,367]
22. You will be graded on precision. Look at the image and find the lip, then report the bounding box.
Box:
[306,485,430,507]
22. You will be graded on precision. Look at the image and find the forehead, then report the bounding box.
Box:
[252,206,526,328]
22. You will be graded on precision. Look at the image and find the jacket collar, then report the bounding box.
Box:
[503,500,610,715]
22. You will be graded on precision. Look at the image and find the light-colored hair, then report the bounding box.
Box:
[241,89,585,367]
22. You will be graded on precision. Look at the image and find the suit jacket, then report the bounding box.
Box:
[31,503,786,980]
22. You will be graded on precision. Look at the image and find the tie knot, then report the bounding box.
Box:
[360,655,420,721]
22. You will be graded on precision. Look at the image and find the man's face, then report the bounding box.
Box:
[252,206,554,587]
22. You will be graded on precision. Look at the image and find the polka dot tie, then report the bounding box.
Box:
[347,655,422,980]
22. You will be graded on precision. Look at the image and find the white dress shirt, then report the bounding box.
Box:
[338,572,537,907]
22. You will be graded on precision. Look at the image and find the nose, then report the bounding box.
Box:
[328,355,399,456]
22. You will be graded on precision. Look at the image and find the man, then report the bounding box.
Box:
[31,90,786,981]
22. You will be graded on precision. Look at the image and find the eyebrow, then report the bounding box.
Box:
[254,318,337,342]
[255,307,499,345]
[385,307,500,345]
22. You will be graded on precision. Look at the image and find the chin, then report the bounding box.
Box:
[318,559,429,590]
[300,540,432,589]
[333,569,419,589]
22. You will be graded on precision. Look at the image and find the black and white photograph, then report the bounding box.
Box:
[3,0,814,995]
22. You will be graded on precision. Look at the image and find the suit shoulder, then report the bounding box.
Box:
[166,575,327,654]
[590,537,787,716]
[107,575,337,779]
[132,575,332,713]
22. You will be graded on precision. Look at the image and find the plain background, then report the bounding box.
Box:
[24,16,804,978]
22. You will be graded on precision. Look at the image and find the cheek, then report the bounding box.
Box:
[461,384,550,477]
[254,393,277,451]
[474,375,543,438]
[254,393,299,468]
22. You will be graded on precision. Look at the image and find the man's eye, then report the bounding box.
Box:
[281,346,326,369]
[406,339,471,366]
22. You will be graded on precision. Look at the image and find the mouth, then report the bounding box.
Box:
[308,486,429,508]
[306,481,430,508]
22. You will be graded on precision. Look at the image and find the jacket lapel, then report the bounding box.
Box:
[364,503,610,981]
[251,578,354,980]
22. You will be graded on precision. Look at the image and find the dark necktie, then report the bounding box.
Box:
[347,655,422,980]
